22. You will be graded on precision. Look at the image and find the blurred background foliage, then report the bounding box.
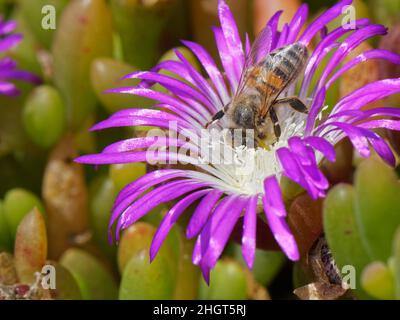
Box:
[0,0,400,300]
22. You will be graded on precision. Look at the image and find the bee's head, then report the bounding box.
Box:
[233,103,255,129]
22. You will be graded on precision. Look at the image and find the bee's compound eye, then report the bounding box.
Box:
[234,105,255,129]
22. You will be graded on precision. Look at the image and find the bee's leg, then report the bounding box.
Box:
[206,109,225,128]
[269,108,281,138]
[273,97,308,113]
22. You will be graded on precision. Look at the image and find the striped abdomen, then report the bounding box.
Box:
[256,42,308,98]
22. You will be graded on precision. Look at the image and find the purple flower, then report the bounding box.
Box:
[76,0,400,282]
[0,17,41,96]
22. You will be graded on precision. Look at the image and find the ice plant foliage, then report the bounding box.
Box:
[0,16,41,96]
[77,0,400,281]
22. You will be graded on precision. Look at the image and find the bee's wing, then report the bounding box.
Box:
[258,62,288,118]
[259,51,302,118]
[233,27,274,100]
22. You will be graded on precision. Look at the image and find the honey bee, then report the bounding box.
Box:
[208,40,309,145]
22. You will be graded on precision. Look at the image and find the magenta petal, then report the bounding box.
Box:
[213,26,238,92]
[174,49,221,111]
[0,69,42,84]
[277,148,322,199]
[305,86,326,135]
[317,24,388,91]
[181,40,230,104]
[0,20,17,35]
[0,57,17,70]
[299,0,352,45]
[124,71,215,111]
[263,204,300,261]
[288,137,313,166]
[352,107,400,122]
[266,10,282,51]
[192,196,233,265]
[105,87,209,123]
[0,33,22,51]
[333,79,400,114]
[304,136,336,162]
[359,119,400,131]
[327,50,400,89]
[287,4,309,43]
[251,25,273,64]
[201,196,247,269]
[263,177,299,261]
[186,190,223,239]
[218,0,245,80]
[367,133,396,167]
[150,189,210,261]
[110,171,188,227]
[276,23,289,48]
[102,136,198,154]
[116,180,208,239]
[145,60,192,87]
[0,81,19,96]
[263,175,286,218]
[242,195,258,269]
[76,150,202,167]
[245,33,251,56]
[108,172,188,242]
[89,115,191,133]
[330,123,371,157]
[199,262,211,285]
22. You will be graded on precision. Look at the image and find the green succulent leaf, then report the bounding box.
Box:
[110,0,178,69]
[19,0,68,49]
[46,261,83,300]
[323,183,371,298]
[60,248,118,300]
[198,259,247,300]
[118,223,178,300]
[3,188,45,242]
[52,0,113,130]
[89,175,117,261]
[354,156,400,261]
[90,58,155,114]
[23,85,66,148]
[361,261,396,300]
[233,244,285,287]
[0,201,12,253]
[393,227,400,299]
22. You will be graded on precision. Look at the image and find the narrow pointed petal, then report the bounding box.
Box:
[213,26,238,91]
[299,0,352,45]
[181,40,230,104]
[186,190,223,239]
[242,196,258,269]
[287,4,309,43]
[150,189,210,261]
[201,197,247,269]
[304,137,336,162]
[192,196,233,265]
[116,180,208,239]
[326,50,400,89]
[263,176,299,261]
[218,0,245,79]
